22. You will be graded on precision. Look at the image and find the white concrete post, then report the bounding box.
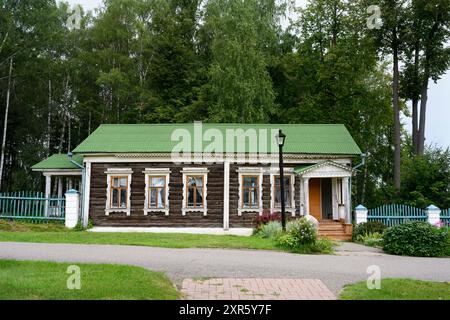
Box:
[355,205,368,225]
[65,189,80,229]
[426,205,441,226]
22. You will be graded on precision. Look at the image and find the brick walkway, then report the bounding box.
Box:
[181,278,336,300]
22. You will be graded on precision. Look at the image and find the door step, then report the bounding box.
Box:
[318,220,352,241]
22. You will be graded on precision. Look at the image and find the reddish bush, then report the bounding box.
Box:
[255,210,281,229]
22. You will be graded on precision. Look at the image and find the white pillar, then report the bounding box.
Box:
[65,189,80,229]
[223,161,230,230]
[44,175,51,217]
[426,205,441,226]
[303,178,310,216]
[332,178,339,220]
[57,177,63,198]
[342,177,350,223]
[82,162,91,228]
[355,204,368,225]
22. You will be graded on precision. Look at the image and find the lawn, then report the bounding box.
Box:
[0,260,179,300]
[0,220,278,250]
[339,279,450,300]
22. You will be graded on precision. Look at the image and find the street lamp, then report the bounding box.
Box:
[276,129,287,231]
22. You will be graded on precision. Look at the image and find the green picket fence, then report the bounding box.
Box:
[0,191,65,224]
[441,208,450,225]
[367,204,427,227]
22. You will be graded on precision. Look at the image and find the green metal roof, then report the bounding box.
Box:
[72,124,362,155]
[294,164,317,174]
[32,154,83,170]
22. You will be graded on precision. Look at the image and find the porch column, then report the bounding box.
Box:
[57,177,64,198]
[302,178,310,216]
[44,175,51,217]
[331,178,339,220]
[342,177,351,224]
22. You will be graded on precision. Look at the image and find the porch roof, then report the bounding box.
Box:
[32,154,83,171]
[72,124,362,156]
[294,160,353,176]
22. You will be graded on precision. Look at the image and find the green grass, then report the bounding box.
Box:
[0,260,179,300]
[339,279,450,300]
[0,221,278,250]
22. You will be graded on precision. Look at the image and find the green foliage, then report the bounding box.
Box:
[275,217,328,253]
[356,232,383,247]
[353,221,387,241]
[258,221,282,239]
[382,221,449,257]
[400,146,450,208]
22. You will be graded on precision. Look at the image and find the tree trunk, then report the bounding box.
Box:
[412,98,418,153]
[417,78,428,155]
[0,58,13,191]
[392,37,401,191]
[47,78,52,157]
[412,42,420,154]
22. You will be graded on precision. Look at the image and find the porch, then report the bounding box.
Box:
[296,161,353,240]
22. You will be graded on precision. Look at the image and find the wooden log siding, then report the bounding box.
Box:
[89,162,301,228]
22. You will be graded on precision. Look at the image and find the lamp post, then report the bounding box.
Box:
[276,129,287,231]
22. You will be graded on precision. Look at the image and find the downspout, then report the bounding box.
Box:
[349,153,366,223]
[68,152,86,228]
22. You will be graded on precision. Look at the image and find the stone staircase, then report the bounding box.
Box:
[318,220,352,241]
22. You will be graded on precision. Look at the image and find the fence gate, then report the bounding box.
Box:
[0,191,65,223]
[367,204,427,227]
[441,208,450,225]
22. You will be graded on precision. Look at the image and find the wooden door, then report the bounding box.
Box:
[309,178,321,220]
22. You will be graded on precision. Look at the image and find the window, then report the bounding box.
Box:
[242,176,259,209]
[237,168,263,215]
[186,176,204,208]
[270,171,295,216]
[149,176,166,208]
[105,168,132,216]
[182,168,209,216]
[110,176,128,209]
[274,176,292,208]
[143,168,170,216]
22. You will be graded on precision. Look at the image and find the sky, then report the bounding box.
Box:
[67,0,450,149]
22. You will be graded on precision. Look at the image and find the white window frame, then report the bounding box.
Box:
[237,168,264,216]
[105,168,133,216]
[270,169,296,217]
[143,168,171,216]
[181,168,209,216]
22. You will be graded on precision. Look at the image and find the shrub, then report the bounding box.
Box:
[254,211,280,230]
[258,221,282,239]
[276,233,333,254]
[353,221,387,241]
[382,221,449,257]
[276,217,319,253]
[356,232,383,247]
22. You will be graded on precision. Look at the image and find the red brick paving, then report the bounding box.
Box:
[181,278,336,300]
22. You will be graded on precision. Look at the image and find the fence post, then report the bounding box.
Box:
[425,205,441,226]
[355,205,368,225]
[65,189,80,229]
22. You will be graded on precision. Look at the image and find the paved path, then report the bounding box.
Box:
[181,278,335,300]
[1,242,449,295]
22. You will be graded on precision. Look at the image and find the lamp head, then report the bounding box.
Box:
[276,129,286,147]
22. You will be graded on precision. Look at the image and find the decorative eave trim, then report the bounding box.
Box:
[297,160,353,176]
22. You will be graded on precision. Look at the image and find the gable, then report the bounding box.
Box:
[295,161,353,178]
